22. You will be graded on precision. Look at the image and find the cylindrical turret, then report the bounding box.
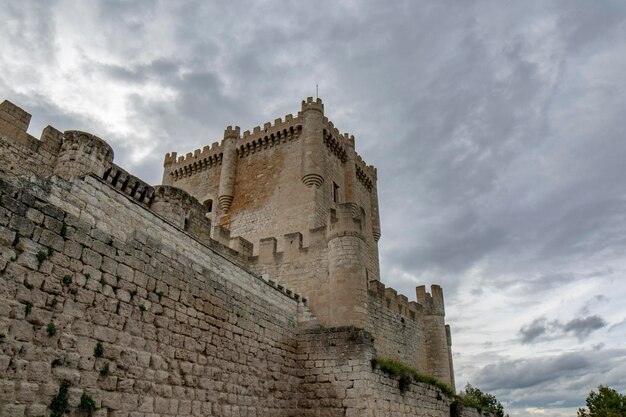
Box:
[343,134,358,212]
[326,203,368,328]
[218,126,240,213]
[53,131,114,180]
[370,168,381,242]
[416,285,454,390]
[300,97,325,188]
[162,152,177,186]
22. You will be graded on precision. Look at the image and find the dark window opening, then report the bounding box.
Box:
[333,182,340,203]
[204,199,213,212]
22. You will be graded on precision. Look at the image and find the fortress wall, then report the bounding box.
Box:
[366,293,428,374]
[247,230,333,326]
[0,172,303,417]
[297,327,477,417]
[296,327,374,416]
[0,101,62,178]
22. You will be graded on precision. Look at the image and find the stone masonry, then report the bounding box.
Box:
[0,98,473,417]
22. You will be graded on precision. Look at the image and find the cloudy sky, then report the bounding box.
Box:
[2,1,626,415]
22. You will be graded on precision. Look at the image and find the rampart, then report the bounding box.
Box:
[0,99,470,417]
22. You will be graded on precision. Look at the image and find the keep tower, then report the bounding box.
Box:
[161,97,455,389]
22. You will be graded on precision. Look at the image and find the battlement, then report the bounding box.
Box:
[327,203,365,240]
[301,96,324,113]
[103,163,155,204]
[368,280,424,321]
[416,284,446,316]
[163,112,303,183]
[224,125,241,139]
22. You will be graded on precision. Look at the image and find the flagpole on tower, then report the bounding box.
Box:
[316,83,318,99]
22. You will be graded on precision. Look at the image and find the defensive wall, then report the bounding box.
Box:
[0,99,471,416]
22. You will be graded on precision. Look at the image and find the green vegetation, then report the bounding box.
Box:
[79,392,97,412]
[94,341,104,357]
[371,357,455,397]
[139,304,146,311]
[25,302,33,315]
[99,362,110,377]
[130,289,137,299]
[50,296,58,307]
[62,275,72,285]
[49,380,70,417]
[578,385,626,417]
[85,272,91,280]
[36,250,48,268]
[99,277,107,286]
[12,231,20,246]
[457,383,505,417]
[47,321,56,336]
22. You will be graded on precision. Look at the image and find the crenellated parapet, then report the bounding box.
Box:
[237,114,302,157]
[368,280,424,322]
[103,164,155,205]
[416,284,446,316]
[163,113,303,185]
[163,142,223,183]
[327,202,366,241]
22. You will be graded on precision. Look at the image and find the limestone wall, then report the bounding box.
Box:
[0,172,303,416]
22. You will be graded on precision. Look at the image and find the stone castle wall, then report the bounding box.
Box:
[0,99,468,416]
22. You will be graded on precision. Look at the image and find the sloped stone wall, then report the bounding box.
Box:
[0,172,302,417]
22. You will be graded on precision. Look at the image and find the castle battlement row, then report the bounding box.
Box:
[0,98,464,417]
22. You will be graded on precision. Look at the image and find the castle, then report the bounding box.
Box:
[0,97,473,416]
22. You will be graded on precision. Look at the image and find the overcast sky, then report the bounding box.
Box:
[2,1,626,416]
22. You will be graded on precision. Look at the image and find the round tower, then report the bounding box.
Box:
[300,97,325,188]
[343,133,358,213]
[53,131,114,180]
[218,126,240,213]
[326,203,369,328]
[416,285,455,390]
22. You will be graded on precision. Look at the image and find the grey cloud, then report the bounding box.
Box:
[564,315,607,340]
[519,314,607,344]
[473,349,626,408]
[475,352,591,390]
[519,318,550,344]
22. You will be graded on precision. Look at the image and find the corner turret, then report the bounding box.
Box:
[326,203,368,327]
[416,284,454,390]
[300,97,324,188]
[218,126,240,213]
[53,130,114,180]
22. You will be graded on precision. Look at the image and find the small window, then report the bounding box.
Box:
[204,199,213,212]
[333,182,340,203]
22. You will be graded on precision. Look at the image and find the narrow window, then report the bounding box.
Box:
[204,199,213,212]
[333,182,340,203]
